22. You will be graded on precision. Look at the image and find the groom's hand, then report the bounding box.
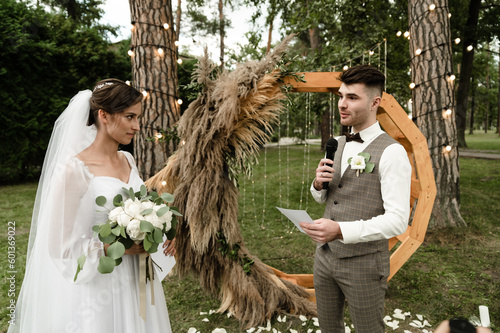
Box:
[163,238,176,257]
[300,218,343,243]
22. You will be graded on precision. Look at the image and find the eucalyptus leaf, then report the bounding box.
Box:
[95,196,107,207]
[120,226,127,238]
[99,233,116,244]
[140,185,147,197]
[121,237,134,249]
[97,256,116,274]
[365,162,375,173]
[143,237,153,251]
[113,194,123,207]
[171,209,182,217]
[129,187,136,200]
[160,192,174,203]
[107,242,126,260]
[347,157,353,164]
[166,223,176,240]
[111,227,121,236]
[74,254,87,282]
[148,243,159,254]
[156,206,170,217]
[140,220,155,233]
[100,223,112,237]
[92,225,100,233]
[114,257,122,266]
[154,227,163,243]
[358,152,371,162]
[141,208,154,216]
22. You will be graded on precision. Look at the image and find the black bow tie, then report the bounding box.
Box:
[343,132,364,143]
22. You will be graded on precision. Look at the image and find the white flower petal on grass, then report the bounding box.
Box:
[227,312,232,318]
[409,320,423,328]
[188,328,198,333]
[200,312,207,315]
[202,318,209,322]
[209,309,216,314]
[307,329,313,333]
[299,315,308,322]
[383,315,393,324]
[265,320,271,331]
[277,315,283,323]
[289,329,298,333]
[393,308,406,320]
[312,317,319,326]
[417,314,424,321]
[423,319,431,327]
[404,330,412,333]
[423,330,432,333]
[246,328,256,333]
[345,327,351,333]
[211,329,227,333]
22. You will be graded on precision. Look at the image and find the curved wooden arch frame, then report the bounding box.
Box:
[269,72,437,301]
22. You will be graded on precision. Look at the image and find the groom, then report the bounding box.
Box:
[300,65,411,333]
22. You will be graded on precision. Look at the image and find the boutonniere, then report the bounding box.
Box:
[348,152,375,177]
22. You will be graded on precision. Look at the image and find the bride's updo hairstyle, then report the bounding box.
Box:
[88,78,143,127]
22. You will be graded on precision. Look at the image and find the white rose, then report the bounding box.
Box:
[144,212,163,229]
[108,206,123,222]
[116,211,132,227]
[126,218,145,243]
[350,155,366,170]
[124,198,143,216]
[141,201,155,210]
[159,210,173,231]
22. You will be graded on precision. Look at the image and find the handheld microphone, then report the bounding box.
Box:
[323,138,338,190]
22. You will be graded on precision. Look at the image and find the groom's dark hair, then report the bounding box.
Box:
[338,65,385,97]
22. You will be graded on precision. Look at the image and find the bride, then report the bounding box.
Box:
[9,79,174,333]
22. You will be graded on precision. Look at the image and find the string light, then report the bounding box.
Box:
[163,23,169,29]
[177,99,183,105]
[442,108,452,119]
[158,47,164,55]
[156,132,163,139]
[396,31,402,37]
[429,3,436,10]
[177,58,183,64]
[142,90,148,97]
[404,31,410,38]
[409,82,416,89]
[343,65,349,71]
[125,80,131,86]
[444,145,452,152]
[467,45,474,51]
[369,50,374,56]
[174,41,180,47]
[454,38,461,44]
[161,180,167,186]
[447,74,456,82]
[448,13,452,18]
[415,48,422,56]
[128,49,134,57]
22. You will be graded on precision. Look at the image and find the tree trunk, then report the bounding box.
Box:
[130,0,180,180]
[175,0,181,42]
[498,46,500,135]
[469,76,476,135]
[219,0,225,68]
[266,18,273,54]
[455,0,481,147]
[408,0,465,227]
[485,48,490,133]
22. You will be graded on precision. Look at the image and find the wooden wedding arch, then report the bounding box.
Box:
[269,72,437,301]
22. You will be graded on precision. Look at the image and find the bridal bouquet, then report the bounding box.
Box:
[74,185,181,281]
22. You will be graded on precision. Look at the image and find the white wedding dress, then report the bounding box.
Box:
[9,151,172,333]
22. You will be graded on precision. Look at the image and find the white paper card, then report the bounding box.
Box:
[151,236,176,281]
[276,207,314,233]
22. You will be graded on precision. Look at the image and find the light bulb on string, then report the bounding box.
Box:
[369,50,374,56]
[448,13,452,18]
[404,31,410,38]
[131,24,135,31]
[455,38,461,44]
[429,4,436,10]
[158,47,164,55]
[177,58,183,64]
[161,180,167,186]
[174,41,180,47]
[156,132,163,139]
[163,23,169,29]
[396,31,402,37]
[128,49,134,57]
[142,90,148,97]
[125,80,131,86]
[177,99,183,105]
[445,145,452,152]
[343,65,349,71]
[415,48,422,56]
[409,82,416,89]
[443,108,452,119]
[467,45,473,51]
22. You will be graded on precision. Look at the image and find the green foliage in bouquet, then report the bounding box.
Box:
[74,185,181,281]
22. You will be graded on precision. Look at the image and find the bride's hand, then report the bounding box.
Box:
[124,243,146,255]
[163,238,176,257]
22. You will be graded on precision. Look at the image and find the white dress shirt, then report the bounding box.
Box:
[310,122,411,244]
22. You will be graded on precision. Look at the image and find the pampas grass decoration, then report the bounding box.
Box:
[145,34,317,328]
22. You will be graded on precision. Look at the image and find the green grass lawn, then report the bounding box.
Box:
[461,131,500,151]
[1,134,499,332]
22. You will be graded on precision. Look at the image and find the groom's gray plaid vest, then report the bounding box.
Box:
[323,132,400,258]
